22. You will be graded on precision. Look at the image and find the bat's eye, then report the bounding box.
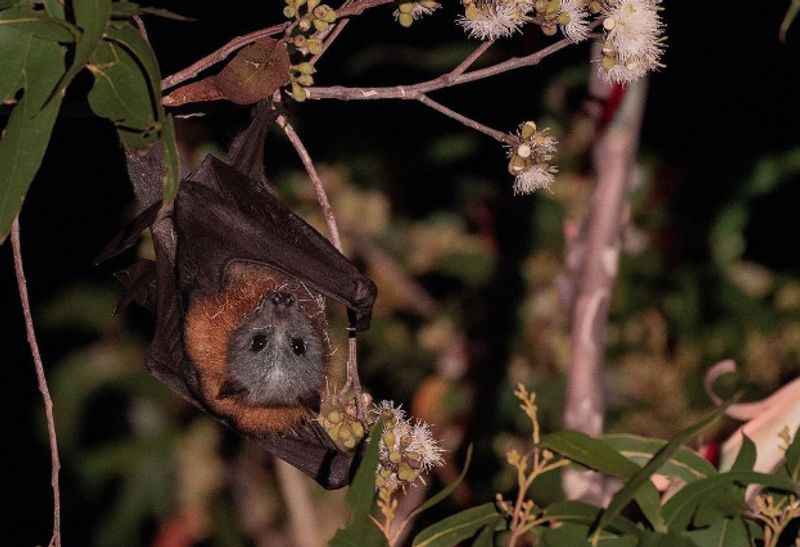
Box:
[250,334,268,352]
[291,337,306,356]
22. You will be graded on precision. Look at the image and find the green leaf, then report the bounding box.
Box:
[0,37,65,240]
[111,1,195,21]
[42,0,65,19]
[0,0,24,9]
[328,421,388,547]
[542,501,641,537]
[50,0,112,100]
[637,530,700,547]
[686,517,758,547]
[408,445,473,520]
[539,523,637,547]
[412,503,502,547]
[0,6,79,42]
[780,0,800,42]
[87,40,158,149]
[105,23,180,199]
[602,434,717,484]
[540,431,665,532]
[661,471,798,531]
[785,425,800,482]
[730,435,756,472]
[0,27,30,100]
[470,524,495,547]
[590,402,733,541]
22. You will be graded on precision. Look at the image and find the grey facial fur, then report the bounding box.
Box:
[220,290,325,407]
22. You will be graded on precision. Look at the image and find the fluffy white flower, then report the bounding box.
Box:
[408,422,446,471]
[599,0,666,83]
[457,0,533,40]
[558,0,591,42]
[513,164,557,195]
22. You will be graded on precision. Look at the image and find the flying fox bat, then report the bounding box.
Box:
[97,102,377,489]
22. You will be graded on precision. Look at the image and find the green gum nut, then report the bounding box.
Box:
[389,450,402,464]
[308,0,320,8]
[521,121,537,139]
[465,5,480,20]
[291,83,308,101]
[283,6,296,18]
[546,0,560,14]
[383,430,396,448]
[508,155,527,175]
[313,18,329,32]
[307,38,323,54]
[398,463,419,483]
[558,12,570,25]
[296,74,314,86]
[399,2,414,13]
[398,13,413,27]
[351,421,365,440]
[422,0,439,8]
[601,55,617,70]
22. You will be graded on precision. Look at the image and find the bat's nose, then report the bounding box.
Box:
[270,291,295,308]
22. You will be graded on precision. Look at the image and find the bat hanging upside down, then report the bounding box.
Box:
[96,102,376,488]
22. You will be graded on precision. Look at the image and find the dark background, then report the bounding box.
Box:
[3,2,799,545]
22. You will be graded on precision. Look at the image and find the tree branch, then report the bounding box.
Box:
[11,217,62,547]
[161,0,395,91]
[306,35,575,101]
[418,95,514,145]
[561,71,648,504]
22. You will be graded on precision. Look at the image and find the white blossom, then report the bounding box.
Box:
[598,0,666,83]
[457,0,533,40]
[558,0,591,43]
[513,163,558,194]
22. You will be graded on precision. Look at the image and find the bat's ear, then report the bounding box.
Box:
[217,376,247,400]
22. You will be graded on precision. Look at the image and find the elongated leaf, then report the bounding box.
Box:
[412,503,502,547]
[329,422,388,547]
[0,27,30,100]
[602,434,717,483]
[780,0,800,42]
[88,40,158,149]
[42,0,65,19]
[662,471,797,531]
[785,425,800,481]
[0,38,65,240]
[686,516,754,547]
[470,524,495,547]
[542,501,641,537]
[730,435,756,472]
[540,523,637,547]
[637,530,700,547]
[0,6,79,42]
[50,0,112,100]
[111,1,194,21]
[541,431,665,531]
[590,402,733,541]
[105,23,180,198]
[409,445,473,520]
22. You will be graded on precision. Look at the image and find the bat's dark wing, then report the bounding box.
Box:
[98,103,373,489]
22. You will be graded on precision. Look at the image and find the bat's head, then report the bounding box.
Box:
[220,287,326,408]
[184,262,331,433]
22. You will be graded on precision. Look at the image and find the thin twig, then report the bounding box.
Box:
[11,217,62,547]
[306,34,576,100]
[161,0,394,91]
[310,17,350,67]
[450,39,494,78]
[418,95,514,145]
[276,114,343,251]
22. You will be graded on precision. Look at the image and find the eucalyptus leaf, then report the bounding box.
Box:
[105,23,180,199]
[603,434,717,484]
[730,434,756,472]
[661,471,798,531]
[412,503,502,547]
[50,0,112,100]
[541,431,665,531]
[686,517,759,547]
[590,401,733,540]
[0,37,65,240]
[539,523,636,547]
[785,425,800,482]
[42,0,65,19]
[780,0,800,42]
[542,501,641,537]
[329,421,388,547]
[111,1,194,21]
[408,445,473,520]
[0,6,79,42]
[470,524,495,547]
[0,27,30,100]
[88,40,158,149]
